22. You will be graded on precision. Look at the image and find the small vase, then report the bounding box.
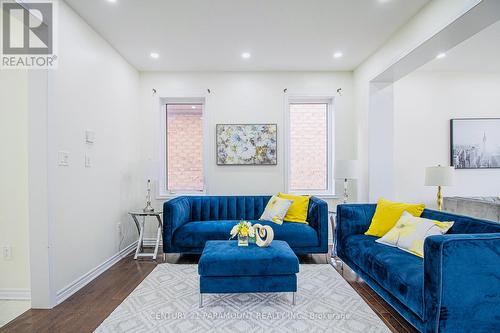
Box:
[238,234,249,246]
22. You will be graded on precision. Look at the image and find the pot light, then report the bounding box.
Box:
[436,52,446,59]
[333,52,343,59]
[150,52,159,59]
[107,0,117,3]
[191,106,196,109]
[241,52,251,59]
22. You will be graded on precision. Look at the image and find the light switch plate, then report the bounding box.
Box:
[85,130,95,144]
[3,246,12,260]
[85,154,91,168]
[58,151,69,166]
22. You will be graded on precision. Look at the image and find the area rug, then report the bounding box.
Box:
[95,264,390,333]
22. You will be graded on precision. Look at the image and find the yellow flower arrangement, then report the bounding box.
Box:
[230,220,255,239]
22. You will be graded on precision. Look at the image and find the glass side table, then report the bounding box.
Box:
[329,210,343,273]
[129,211,163,260]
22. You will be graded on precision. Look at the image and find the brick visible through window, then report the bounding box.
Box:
[166,104,204,192]
[289,103,328,191]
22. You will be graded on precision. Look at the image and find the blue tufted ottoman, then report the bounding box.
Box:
[198,240,299,307]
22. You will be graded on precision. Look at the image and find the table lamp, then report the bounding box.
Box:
[424,165,455,210]
[143,159,159,212]
[335,160,359,204]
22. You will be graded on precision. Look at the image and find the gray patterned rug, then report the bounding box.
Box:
[95,264,390,333]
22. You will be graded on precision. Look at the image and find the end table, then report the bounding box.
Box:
[129,211,163,260]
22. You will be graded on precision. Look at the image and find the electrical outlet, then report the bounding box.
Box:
[3,246,12,260]
[58,151,70,166]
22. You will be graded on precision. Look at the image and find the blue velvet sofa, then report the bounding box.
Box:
[163,195,328,255]
[335,204,500,333]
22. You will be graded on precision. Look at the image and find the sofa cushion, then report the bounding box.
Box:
[198,240,299,277]
[343,234,424,319]
[173,220,319,249]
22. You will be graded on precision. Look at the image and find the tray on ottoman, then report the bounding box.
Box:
[198,240,299,307]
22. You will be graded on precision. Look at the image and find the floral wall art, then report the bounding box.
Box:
[216,124,277,165]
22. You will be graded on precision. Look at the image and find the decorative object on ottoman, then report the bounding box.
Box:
[229,220,255,246]
[198,240,299,307]
[253,223,274,247]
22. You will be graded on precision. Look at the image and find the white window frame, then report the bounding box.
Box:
[158,96,208,198]
[284,96,336,197]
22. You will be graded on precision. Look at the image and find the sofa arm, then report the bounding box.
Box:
[423,233,500,333]
[163,196,191,251]
[334,204,376,257]
[307,196,329,252]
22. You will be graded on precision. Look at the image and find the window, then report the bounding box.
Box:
[164,101,205,193]
[287,98,334,195]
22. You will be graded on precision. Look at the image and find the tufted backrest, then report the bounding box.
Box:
[421,209,500,234]
[187,196,272,221]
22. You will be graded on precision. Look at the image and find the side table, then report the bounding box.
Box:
[129,211,163,260]
[329,210,343,273]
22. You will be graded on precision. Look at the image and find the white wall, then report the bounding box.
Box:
[393,71,500,207]
[0,68,31,299]
[139,71,355,207]
[354,0,482,201]
[48,1,142,296]
[0,3,31,300]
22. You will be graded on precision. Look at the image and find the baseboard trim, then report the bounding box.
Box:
[0,288,31,300]
[55,241,138,305]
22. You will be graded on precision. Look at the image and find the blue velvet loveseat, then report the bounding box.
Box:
[335,204,500,333]
[163,195,328,255]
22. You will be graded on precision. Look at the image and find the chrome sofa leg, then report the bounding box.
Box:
[292,292,296,306]
[199,293,203,308]
[163,253,166,262]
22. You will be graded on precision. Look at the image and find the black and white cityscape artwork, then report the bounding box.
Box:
[451,118,500,169]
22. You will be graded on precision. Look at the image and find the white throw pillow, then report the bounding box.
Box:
[259,195,293,225]
[376,211,454,257]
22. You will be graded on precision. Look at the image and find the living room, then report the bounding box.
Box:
[1,0,499,332]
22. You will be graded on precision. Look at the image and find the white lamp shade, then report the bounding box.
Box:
[425,165,455,186]
[335,160,359,180]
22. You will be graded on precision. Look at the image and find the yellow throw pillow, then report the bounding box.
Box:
[365,198,425,237]
[376,211,454,257]
[277,193,310,224]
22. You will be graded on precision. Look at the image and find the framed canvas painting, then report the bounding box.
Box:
[216,124,277,165]
[450,118,500,169]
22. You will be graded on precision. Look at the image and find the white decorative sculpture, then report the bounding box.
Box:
[253,224,274,247]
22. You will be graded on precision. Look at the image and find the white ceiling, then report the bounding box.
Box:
[420,19,500,72]
[65,0,430,72]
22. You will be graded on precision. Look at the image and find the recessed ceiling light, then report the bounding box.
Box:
[191,106,196,109]
[150,52,159,59]
[333,52,343,59]
[378,0,391,3]
[436,52,446,59]
[241,52,251,59]
[107,0,117,3]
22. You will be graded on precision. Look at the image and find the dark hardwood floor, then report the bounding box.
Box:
[1,247,417,333]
